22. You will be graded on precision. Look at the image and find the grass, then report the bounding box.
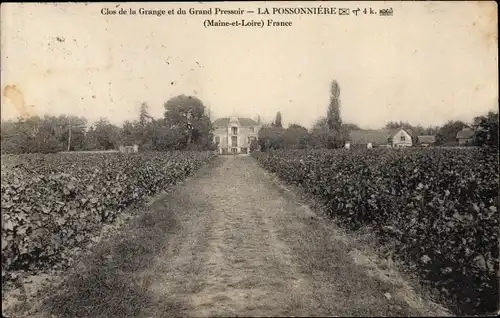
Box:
[261,165,452,317]
[35,157,224,318]
[38,200,178,317]
[3,156,453,317]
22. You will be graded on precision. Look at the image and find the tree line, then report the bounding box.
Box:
[1,95,216,154]
[258,80,348,151]
[2,86,497,154]
[258,80,498,151]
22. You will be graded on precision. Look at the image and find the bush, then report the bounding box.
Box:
[250,139,259,152]
[1,151,215,282]
[252,147,499,315]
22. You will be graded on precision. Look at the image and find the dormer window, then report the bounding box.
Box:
[232,127,238,135]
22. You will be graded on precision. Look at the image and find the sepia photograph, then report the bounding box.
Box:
[1,1,498,317]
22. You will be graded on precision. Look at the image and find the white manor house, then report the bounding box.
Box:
[212,116,261,154]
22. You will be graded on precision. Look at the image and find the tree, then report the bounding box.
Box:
[385,121,440,136]
[139,102,153,127]
[133,103,156,150]
[310,113,348,149]
[323,80,345,148]
[327,80,342,132]
[250,138,259,152]
[311,117,328,133]
[13,116,42,153]
[90,117,121,150]
[342,123,360,132]
[38,116,64,153]
[84,126,99,150]
[258,125,285,151]
[283,124,310,149]
[120,120,138,146]
[273,112,283,128]
[473,111,498,148]
[163,95,214,150]
[310,117,329,148]
[423,126,440,135]
[436,120,467,145]
[1,120,21,154]
[385,121,405,129]
[60,115,87,151]
[146,118,187,151]
[1,117,37,153]
[206,106,212,120]
[473,111,498,126]
[1,115,87,153]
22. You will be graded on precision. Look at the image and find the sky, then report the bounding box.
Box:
[1,2,498,129]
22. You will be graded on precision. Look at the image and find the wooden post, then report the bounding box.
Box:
[67,117,72,151]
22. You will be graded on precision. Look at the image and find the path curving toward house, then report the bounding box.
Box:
[6,155,451,317]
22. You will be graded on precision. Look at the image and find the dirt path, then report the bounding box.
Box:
[3,155,451,317]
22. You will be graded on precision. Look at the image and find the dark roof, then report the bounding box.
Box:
[348,129,393,145]
[387,128,414,139]
[213,117,258,127]
[417,135,436,144]
[456,128,474,139]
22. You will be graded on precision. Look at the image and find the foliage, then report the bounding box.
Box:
[252,148,499,315]
[120,120,137,146]
[436,120,467,145]
[1,95,217,154]
[86,117,121,150]
[309,81,347,150]
[250,138,259,152]
[1,115,88,154]
[283,124,312,149]
[258,123,319,151]
[472,111,498,127]
[341,123,361,132]
[310,117,328,135]
[310,116,347,149]
[163,95,215,150]
[1,151,215,282]
[273,112,283,128]
[473,111,498,148]
[150,119,186,151]
[258,126,285,151]
[139,102,153,127]
[288,123,307,130]
[327,80,342,133]
[385,121,440,137]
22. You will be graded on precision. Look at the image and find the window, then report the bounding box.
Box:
[231,136,237,147]
[250,127,254,133]
[214,136,220,143]
[400,135,405,142]
[231,148,238,153]
[231,127,238,135]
